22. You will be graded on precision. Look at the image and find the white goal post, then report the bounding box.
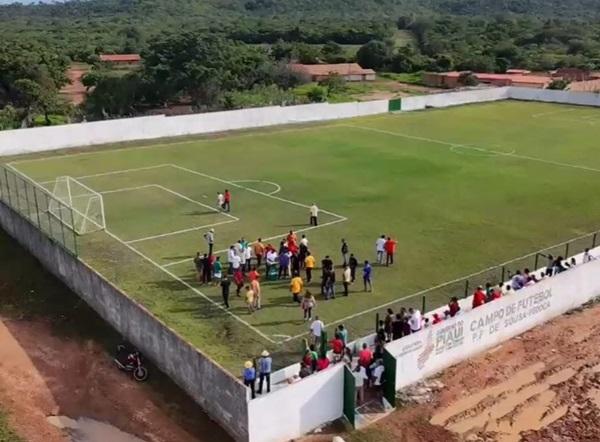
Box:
[48,176,106,234]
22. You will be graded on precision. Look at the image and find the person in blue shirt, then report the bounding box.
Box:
[363,260,373,292]
[243,360,256,399]
[258,350,273,394]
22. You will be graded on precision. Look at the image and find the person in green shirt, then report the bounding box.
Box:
[213,256,223,285]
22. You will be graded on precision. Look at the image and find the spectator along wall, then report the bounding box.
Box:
[0,100,388,156]
[247,363,345,442]
[0,201,250,442]
[386,248,600,389]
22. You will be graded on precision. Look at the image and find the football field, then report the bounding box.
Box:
[6,99,600,372]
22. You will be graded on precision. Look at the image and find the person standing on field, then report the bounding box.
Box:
[301,291,316,321]
[309,203,319,226]
[217,192,225,210]
[384,236,397,267]
[304,252,315,283]
[213,256,223,285]
[220,276,231,308]
[245,285,255,313]
[201,253,211,284]
[343,265,351,296]
[258,350,272,395]
[348,253,358,282]
[375,235,386,265]
[363,260,373,292]
[253,238,265,268]
[341,239,349,267]
[193,252,203,283]
[203,228,215,257]
[290,272,304,303]
[224,189,231,212]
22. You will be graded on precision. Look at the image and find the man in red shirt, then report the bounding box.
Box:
[224,189,231,212]
[472,286,486,308]
[447,297,461,317]
[247,267,260,282]
[384,237,397,267]
[358,343,373,368]
[330,336,344,362]
[316,354,330,371]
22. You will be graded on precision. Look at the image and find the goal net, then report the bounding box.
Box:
[48,176,106,234]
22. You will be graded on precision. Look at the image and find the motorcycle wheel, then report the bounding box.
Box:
[133,366,149,382]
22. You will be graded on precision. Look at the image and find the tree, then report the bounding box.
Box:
[548,79,569,90]
[306,85,327,102]
[292,43,320,64]
[318,73,347,93]
[321,41,345,63]
[356,40,390,70]
[0,105,19,130]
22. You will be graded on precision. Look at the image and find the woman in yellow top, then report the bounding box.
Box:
[245,285,255,313]
[290,273,304,304]
[304,252,315,283]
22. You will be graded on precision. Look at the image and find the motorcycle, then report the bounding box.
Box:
[114,343,149,382]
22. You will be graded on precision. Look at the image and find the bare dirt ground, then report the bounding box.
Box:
[0,317,231,442]
[305,299,600,442]
[0,230,231,442]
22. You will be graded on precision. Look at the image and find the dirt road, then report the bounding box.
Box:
[306,299,600,442]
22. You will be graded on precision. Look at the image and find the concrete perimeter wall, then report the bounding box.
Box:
[508,87,600,106]
[386,250,600,388]
[0,100,388,156]
[248,363,345,442]
[400,87,510,111]
[0,202,250,441]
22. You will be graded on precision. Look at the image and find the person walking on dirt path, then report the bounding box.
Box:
[384,236,397,266]
[348,253,358,282]
[363,260,373,292]
[375,235,386,265]
[343,265,351,296]
[301,291,316,321]
[220,276,231,308]
[309,203,319,226]
[203,228,215,257]
[258,350,272,394]
[243,361,256,399]
[341,239,349,267]
[304,252,315,283]
[224,189,231,212]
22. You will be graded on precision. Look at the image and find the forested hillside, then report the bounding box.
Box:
[1,0,600,128]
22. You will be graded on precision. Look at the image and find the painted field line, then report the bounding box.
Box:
[126,219,238,244]
[8,122,347,166]
[153,184,239,221]
[77,164,171,180]
[162,216,348,268]
[103,230,278,344]
[531,109,576,118]
[231,179,282,195]
[100,184,157,194]
[345,125,600,175]
[283,227,600,343]
[169,164,347,219]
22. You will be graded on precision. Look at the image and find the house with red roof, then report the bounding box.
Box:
[99,54,141,67]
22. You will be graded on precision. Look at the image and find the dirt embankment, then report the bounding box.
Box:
[305,299,600,442]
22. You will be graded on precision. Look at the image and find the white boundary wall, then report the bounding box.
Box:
[0,100,388,156]
[247,363,344,442]
[400,87,510,111]
[386,250,600,388]
[508,87,600,106]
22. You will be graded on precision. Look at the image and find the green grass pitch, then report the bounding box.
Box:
[6,99,600,373]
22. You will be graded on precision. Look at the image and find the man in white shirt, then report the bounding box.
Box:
[300,234,309,248]
[343,265,352,296]
[583,248,596,263]
[203,228,215,256]
[310,316,324,346]
[354,366,368,404]
[375,235,386,265]
[216,192,224,210]
[227,245,236,274]
[309,204,319,226]
[372,360,385,387]
[408,308,422,333]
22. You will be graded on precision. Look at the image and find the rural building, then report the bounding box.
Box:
[552,68,593,82]
[289,63,376,82]
[99,54,141,66]
[423,71,552,89]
